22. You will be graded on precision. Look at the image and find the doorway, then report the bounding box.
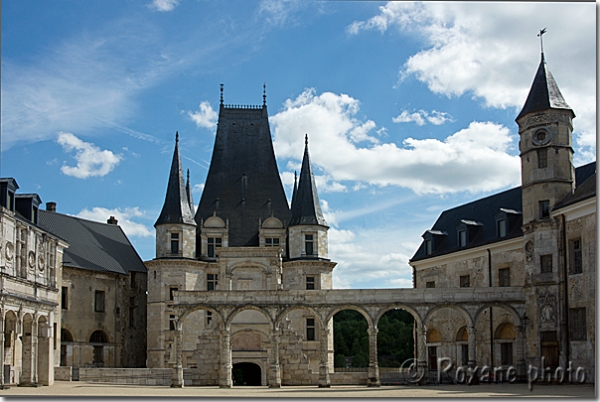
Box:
[232,362,262,386]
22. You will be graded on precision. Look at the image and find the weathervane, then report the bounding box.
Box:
[537,28,547,54]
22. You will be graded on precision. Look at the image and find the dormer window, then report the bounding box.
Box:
[458,229,467,247]
[425,239,433,255]
[494,208,521,239]
[421,230,447,257]
[497,219,506,238]
[207,237,222,258]
[265,237,280,247]
[456,220,482,248]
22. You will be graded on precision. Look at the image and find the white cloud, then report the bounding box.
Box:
[188,101,218,129]
[392,109,453,126]
[272,89,520,195]
[193,183,205,193]
[148,0,179,12]
[76,207,154,238]
[57,132,122,179]
[348,2,596,160]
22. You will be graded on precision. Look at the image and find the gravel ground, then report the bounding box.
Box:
[0,382,595,398]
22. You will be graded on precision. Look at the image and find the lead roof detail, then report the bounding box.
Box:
[290,135,327,227]
[155,132,196,227]
[195,101,291,247]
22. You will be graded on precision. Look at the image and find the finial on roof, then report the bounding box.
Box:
[187,169,190,181]
[176,131,179,143]
[537,28,547,57]
[263,83,267,106]
[220,83,224,105]
[305,134,308,146]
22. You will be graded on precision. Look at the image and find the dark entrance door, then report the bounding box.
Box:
[232,362,261,386]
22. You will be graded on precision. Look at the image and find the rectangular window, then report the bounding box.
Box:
[207,274,218,291]
[169,315,176,331]
[539,200,550,219]
[94,290,105,313]
[306,318,315,341]
[207,237,222,258]
[497,219,506,238]
[265,238,280,247]
[306,276,315,290]
[570,238,583,275]
[425,239,433,255]
[206,311,212,326]
[426,281,435,289]
[458,230,467,247]
[129,297,135,327]
[540,254,553,273]
[130,272,137,289]
[570,308,586,341]
[305,234,314,255]
[61,286,68,310]
[171,233,179,254]
[428,346,438,370]
[461,344,469,366]
[499,268,510,287]
[460,275,470,288]
[500,343,513,366]
[93,346,104,364]
[169,287,178,301]
[54,323,57,350]
[537,148,548,169]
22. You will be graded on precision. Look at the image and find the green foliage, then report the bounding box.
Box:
[333,309,414,368]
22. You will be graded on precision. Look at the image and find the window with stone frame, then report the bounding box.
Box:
[94,290,105,313]
[93,346,103,364]
[305,234,314,255]
[207,274,218,291]
[539,200,550,219]
[306,318,315,341]
[426,281,435,288]
[170,233,179,254]
[130,271,137,288]
[537,148,548,169]
[540,254,553,273]
[500,342,513,365]
[497,218,507,238]
[265,237,280,247]
[169,315,176,331]
[425,239,433,255]
[206,311,213,326]
[306,276,315,290]
[61,286,68,310]
[169,287,178,301]
[207,237,222,258]
[569,308,586,341]
[499,268,510,287]
[458,229,467,247]
[428,346,438,370]
[569,238,583,275]
[461,344,469,366]
[460,275,470,288]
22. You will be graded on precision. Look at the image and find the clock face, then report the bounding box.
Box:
[532,128,551,146]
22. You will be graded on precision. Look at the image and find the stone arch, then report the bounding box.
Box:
[423,304,473,328]
[226,305,273,330]
[473,303,522,327]
[456,326,469,342]
[204,216,226,228]
[374,304,422,329]
[228,261,270,275]
[3,311,18,372]
[494,322,516,367]
[426,328,441,343]
[275,305,324,330]
[325,305,373,329]
[495,322,516,340]
[37,315,49,337]
[231,329,268,352]
[232,360,263,386]
[179,305,225,327]
[262,217,283,228]
[61,328,74,342]
[89,330,109,343]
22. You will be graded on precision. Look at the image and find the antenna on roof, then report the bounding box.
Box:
[263,83,267,106]
[537,28,547,57]
[220,83,224,105]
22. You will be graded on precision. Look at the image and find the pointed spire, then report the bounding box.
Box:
[155,132,196,227]
[516,35,573,121]
[186,169,195,213]
[291,171,298,208]
[263,83,267,107]
[290,135,327,227]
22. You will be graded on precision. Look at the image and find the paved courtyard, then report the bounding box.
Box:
[0,382,595,398]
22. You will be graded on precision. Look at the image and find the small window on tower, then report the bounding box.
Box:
[539,200,550,219]
[171,233,179,254]
[305,234,314,255]
[306,276,315,290]
[540,254,553,273]
[207,274,218,291]
[169,287,178,301]
[537,148,548,169]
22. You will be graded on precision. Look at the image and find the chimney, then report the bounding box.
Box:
[46,202,56,212]
[107,216,118,225]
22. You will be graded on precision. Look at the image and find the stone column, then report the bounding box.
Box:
[467,326,477,368]
[268,329,281,388]
[367,327,380,387]
[219,329,232,388]
[19,319,37,386]
[417,327,428,385]
[515,326,526,380]
[318,327,330,388]
[170,324,184,388]
[0,310,6,389]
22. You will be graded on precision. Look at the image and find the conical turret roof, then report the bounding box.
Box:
[290,135,327,227]
[185,169,194,213]
[516,53,573,121]
[155,133,196,227]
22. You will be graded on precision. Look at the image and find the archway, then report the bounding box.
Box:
[376,308,414,367]
[4,311,17,383]
[332,310,369,368]
[89,330,108,367]
[232,362,262,386]
[60,329,74,367]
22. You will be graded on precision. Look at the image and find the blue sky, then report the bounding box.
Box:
[1,1,596,289]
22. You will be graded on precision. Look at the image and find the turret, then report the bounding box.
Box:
[155,132,197,258]
[288,135,329,259]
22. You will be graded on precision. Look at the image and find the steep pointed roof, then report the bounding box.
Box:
[195,99,291,246]
[291,171,298,208]
[185,169,195,213]
[290,135,327,227]
[155,132,196,227]
[516,53,573,121]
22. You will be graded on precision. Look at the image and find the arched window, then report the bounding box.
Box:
[89,330,108,343]
[61,328,73,342]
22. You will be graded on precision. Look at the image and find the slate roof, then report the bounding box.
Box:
[195,104,291,247]
[155,133,196,227]
[39,210,147,275]
[410,162,596,262]
[290,136,327,227]
[516,54,573,121]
